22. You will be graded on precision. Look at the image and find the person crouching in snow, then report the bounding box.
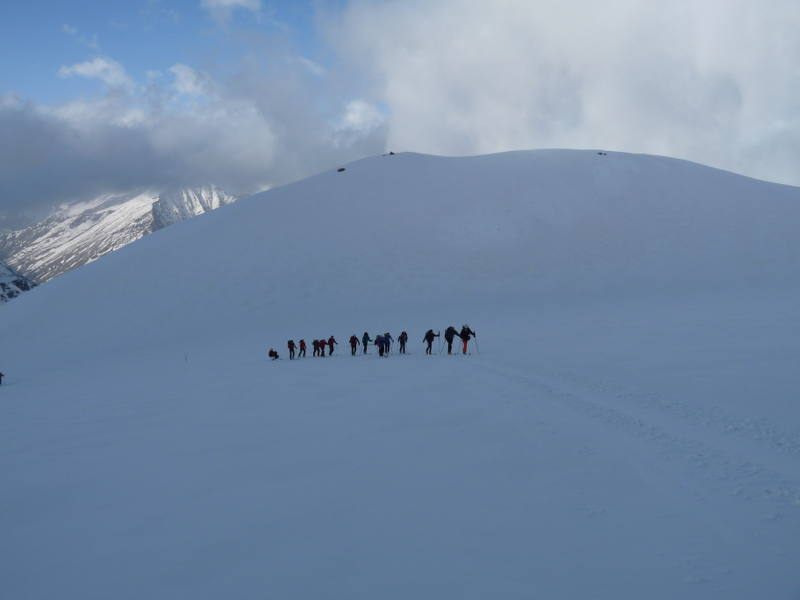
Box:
[268,349,279,360]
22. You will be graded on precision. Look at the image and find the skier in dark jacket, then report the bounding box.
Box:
[375,334,385,357]
[327,336,337,355]
[423,329,440,355]
[268,348,279,360]
[398,331,408,354]
[349,335,360,356]
[298,339,307,358]
[459,325,476,354]
[444,326,458,354]
[288,340,296,360]
[362,332,372,355]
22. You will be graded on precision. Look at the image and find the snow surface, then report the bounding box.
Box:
[1,150,799,599]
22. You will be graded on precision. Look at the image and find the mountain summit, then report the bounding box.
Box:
[2,150,799,599]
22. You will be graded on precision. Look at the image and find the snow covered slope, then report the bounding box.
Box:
[0,185,235,284]
[1,150,799,599]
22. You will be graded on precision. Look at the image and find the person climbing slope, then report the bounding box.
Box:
[375,334,385,357]
[319,338,326,357]
[327,336,337,355]
[398,331,408,354]
[423,329,439,355]
[459,325,476,354]
[298,339,307,358]
[362,331,372,355]
[349,335,360,356]
[312,339,320,357]
[287,339,296,360]
[444,326,458,355]
[384,332,394,354]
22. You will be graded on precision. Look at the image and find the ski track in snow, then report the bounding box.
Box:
[472,357,800,510]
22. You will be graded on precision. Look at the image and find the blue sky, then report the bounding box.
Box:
[0,0,326,103]
[1,0,799,219]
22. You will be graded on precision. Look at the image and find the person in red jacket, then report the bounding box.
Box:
[298,339,307,358]
[287,339,296,360]
[349,335,360,356]
[327,336,338,355]
[319,339,326,357]
[459,325,476,354]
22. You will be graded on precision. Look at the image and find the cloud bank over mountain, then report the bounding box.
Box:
[1,0,798,221]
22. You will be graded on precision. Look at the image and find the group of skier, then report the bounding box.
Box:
[267,325,476,360]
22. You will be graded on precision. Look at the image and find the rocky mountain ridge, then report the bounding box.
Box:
[0,186,236,288]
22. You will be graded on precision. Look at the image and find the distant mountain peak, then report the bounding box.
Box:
[0,185,238,292]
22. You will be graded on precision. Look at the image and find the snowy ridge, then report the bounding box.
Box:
[1,150,799,599]
[0,186,236,285]
[152,186,236,229]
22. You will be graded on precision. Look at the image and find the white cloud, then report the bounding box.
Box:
[170,64,210,97]
[1,50,386,216]
[201,0,261,24]
[333,99,386,148]
[58,57,134,92]
[329,0,800,185]
[338,99,384,133]
[62,24,78,35]
[295,57,326,78]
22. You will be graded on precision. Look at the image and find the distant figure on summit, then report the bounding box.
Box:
[423,329,439,355]
[459,325,476,354]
